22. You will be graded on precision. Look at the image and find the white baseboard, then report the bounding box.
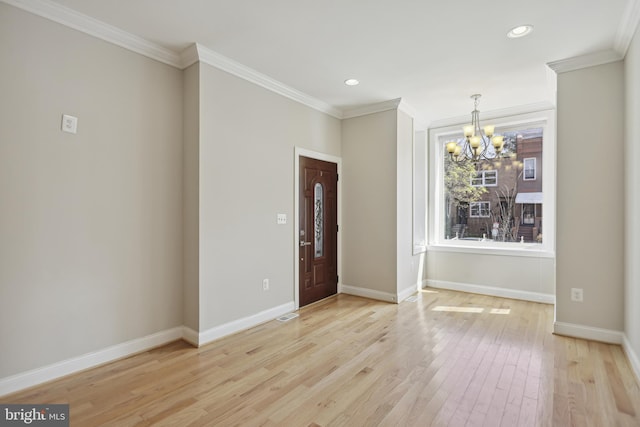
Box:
[181,326,199,347]
[195,302,295,347]
[341,284,398,303]
[622,335,640,382]
[553,321,624,344]
[398,284,419,302]
[0,327,183,397]
[341,283,422,304]
[0,301,297,396]
[426,279,555,304]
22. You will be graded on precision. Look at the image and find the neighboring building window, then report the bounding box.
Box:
[523,158,536,180]
[471,170,498,187]
[522,204,535,224]
[470,201,490,217]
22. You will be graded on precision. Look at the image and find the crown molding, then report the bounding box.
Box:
[191,44,342,118]
[615,0,640,55]
[191,43,342,118]
[341,98,429,128]
[1,0,182,67]
[342,98,403,119]
[1,1,344,118]
[397,99,428,130]
[179,44,200,69]
[547,49,624,73]
[428,101,555,130]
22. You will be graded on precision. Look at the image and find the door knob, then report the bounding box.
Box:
[300,241,312,247]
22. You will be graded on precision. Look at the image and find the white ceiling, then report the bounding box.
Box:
[21,0,640,122]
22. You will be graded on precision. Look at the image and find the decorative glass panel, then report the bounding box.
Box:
[314,183,323,258]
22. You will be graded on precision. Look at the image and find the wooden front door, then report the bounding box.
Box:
[299,156,338,307]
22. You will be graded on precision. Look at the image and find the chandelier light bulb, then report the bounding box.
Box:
[463,125,474,138]
[446,141,458,153]
[484,125,495,137]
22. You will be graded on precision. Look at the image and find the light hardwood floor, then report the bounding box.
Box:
[4,289,640,426]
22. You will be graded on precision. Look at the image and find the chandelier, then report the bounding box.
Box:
[446,94,505,163]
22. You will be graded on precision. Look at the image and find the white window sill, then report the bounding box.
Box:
[427,241,555,258]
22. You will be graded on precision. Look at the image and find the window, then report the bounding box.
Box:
[470,201,490,217]
[471,170,497,187]
[523,158,536,180]
[428,110,555,253]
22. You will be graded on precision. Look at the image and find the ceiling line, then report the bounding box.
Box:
[546,49,624,74]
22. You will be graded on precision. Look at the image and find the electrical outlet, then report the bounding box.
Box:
[61,114,78,134]
[263,279,269,291]
[571,288,583,302]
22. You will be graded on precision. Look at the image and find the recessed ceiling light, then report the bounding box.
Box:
[507,25,533,38]
[344,78,359,86]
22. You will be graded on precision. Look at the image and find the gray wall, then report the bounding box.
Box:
[341,108,425,300]
[625,26,640,360]
[342,110,398,295]
[183,63,200,331]
[396,110,425,297]
[556,61,625,331]
[427,252,555,298]
[0,4,184,377]
[197,62,341,330]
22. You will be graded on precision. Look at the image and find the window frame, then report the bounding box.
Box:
[523,157,536,181]
[427,109,556,258]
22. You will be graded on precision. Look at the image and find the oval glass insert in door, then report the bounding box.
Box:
[314,182,323,258]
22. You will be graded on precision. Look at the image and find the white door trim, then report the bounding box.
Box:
[294,147,342,309]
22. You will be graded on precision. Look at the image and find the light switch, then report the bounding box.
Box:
[277,213,287,225]
[61,114,78,134]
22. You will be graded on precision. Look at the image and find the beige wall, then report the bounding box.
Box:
[396,110,425,296]
[0,4,184,377]
[341,108,424,300]
[427,252,555,298]
[342,110,398,295]
[556,61,625,331]
[625,26,640,358]
[197,62,341,330]
[183,63,200,331]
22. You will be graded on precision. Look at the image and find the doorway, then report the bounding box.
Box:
[298,155,338,307]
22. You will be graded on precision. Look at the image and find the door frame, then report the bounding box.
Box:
[294,147,342,310]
